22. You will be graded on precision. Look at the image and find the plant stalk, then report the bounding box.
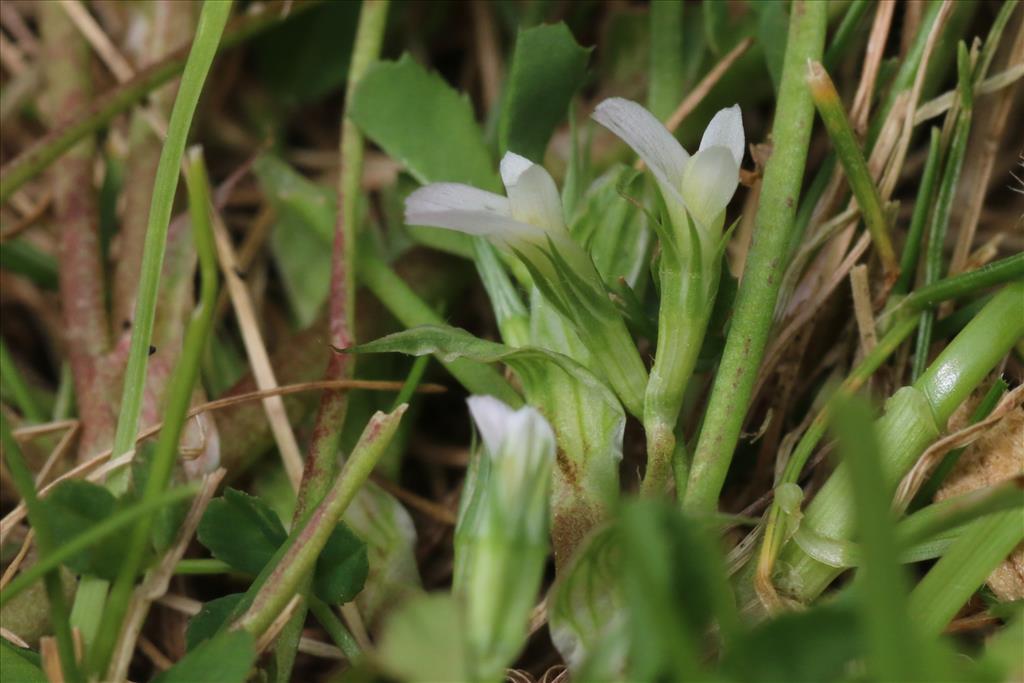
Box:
[89,145,222,677]
[773,281,1024,604]
[684,0,827,513]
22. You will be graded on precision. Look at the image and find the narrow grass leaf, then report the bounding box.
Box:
[909,510,1024,636]
[833,395,934,683]
[110,1,232,470]
[0,415,82,682]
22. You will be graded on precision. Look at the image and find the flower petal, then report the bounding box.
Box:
[492,404,555,512]
[499,152,566,231]
[466,395,515,456]
[405,183,511,233]
[679,146,740,229]
[592,98,689,203]
[698,104,744,168]
[405,183,545,245]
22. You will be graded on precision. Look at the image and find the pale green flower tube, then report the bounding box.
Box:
[593,98,745,495]
[454,395,556,681]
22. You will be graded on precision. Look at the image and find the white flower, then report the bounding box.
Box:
[592,97,744,231]
[466,395,555,520]
[405,152,592,280]
[458,395,556,679]
[406,158,649,419]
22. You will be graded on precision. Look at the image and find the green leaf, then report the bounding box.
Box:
[352,325,620,416]
[350,54,497,190]
[42,480,122,580]
[702,0,730,55]
[617,499,739,682]
[195,488,369,606]
[755,0,789,93]
[313,523,370,605]
[249,1,360,106]
[0,239,59,290]
[979,611,1024,682]
[377,593,470,683]
[723,605,862,683]
[254,154,335,327]
[548,526,628,678]
[499,23,591,162]
[156,629,255,683]
[570,165,649,288]
[0,640,47,683]
[197,488,287,576]
[349,54,500,257]
[254,155,334,243]
[185,593,246,651]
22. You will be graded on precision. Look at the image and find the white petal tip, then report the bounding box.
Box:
[499,151,534,187]
[700,105,745,167]
[467,395,516,455]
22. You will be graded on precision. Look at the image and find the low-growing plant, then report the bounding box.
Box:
[1,1,1022,682]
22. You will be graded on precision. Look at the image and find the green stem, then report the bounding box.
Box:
[0,414,82,683]
[642,260,717,496]
[393,355,431,408]
[295,0,390,514]
[915,285,1021,426]
[900,253,1024,312]
[235,407,406,637]
[807,60,898,279]
[309,597,361,659]
[914,377,1006,504]
[684,0,827,514]
[109,0,232,479]
[0,1,317,202]
[279,4,389,677]
[89,145,222,677]
[774,281,1024,604]
[755,314,920,592]
[912,44,973,379]
[893,127,942,296]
